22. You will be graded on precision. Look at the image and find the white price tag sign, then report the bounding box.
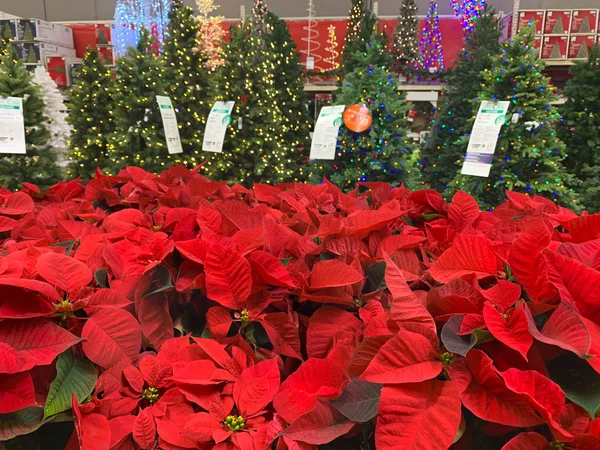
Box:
[156,96,183,155]
[0,97,26,154]
[461,100,510,177]
[202,101,235,153]
[309,105,345,160]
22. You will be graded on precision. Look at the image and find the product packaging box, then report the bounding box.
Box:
[568,35,597,59]
[542,35,569,59]
[544,10,572,35]
[571,9,599,34]
[518,10,545,34]
[15,19,74,48]
[97,46,115,65]
[15,42,76,64]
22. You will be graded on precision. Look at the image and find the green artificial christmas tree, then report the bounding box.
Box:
[108,28,173,174]
[162,0,212,163]
[392,0,419,72]
[0,52,61,190]
[559,45,600,212]
[310,32,418,189]
[421,7,501,192]
[265,12,312,161]
[201,20,306,185]
[67,49,115,179]
[449,26,580,209]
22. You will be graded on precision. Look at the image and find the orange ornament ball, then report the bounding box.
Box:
[343,104,372,133]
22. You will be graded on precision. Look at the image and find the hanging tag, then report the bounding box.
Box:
[511,112,520,124]
[238,117,243,130]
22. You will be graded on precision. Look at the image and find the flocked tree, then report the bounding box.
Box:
[559,45,600,212]
[68,49,114,179]
[195,0,225,70]
[392,0,419,72]
[310,32,418,189]
[163,0,212,163]
[0,52,61,190]
[108,28,172,174]
[449,26,580,209]
[265,12,312,162]
[32,66,71,167]
[421,7,501,191]
[202,20,306,185]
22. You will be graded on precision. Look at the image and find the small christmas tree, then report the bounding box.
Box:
[163,0,212,163]
[392,0,419,72]
[67,49,114,179]
[0,53,61,190]
[421,7,501,192]
[252,0,269,34]
[108,28,172,174]
[559,45,600,212]
[341,0,365,74]
[302,0,322,71]
[325,25,340,71]
[343,11,391,75]
[32,66,71,167]
[265,12,312,162]
[196,0,225,70]
[202,20,305,185]
[449,26,580,209]
[310,32,417,189]
[416,0,445,73]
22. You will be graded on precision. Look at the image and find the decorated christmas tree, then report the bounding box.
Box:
[0,53,61,190]
[449,26,580,209]
[201,20,306,185]
[68,49,114,179]
[343,11,391,75]
[108,28,172,174]
[310,32,417,189]
[252,0,269,34]
[325,25,340,71]
[416,0,445,73]
[392,0,419,72]
[421,7,501,191]
[195,0,225,70]
[265,12,312,162]
[341,0,366,74]
[163,0,211,163]
[32,66,71,167]
[559,45,600,212]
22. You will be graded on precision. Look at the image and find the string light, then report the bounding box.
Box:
[113,0,172,56]
[195,0,225,70]
[450,0,486,32]
[392,0,419,69]
[416,0,445,73]
[325,25,340,71]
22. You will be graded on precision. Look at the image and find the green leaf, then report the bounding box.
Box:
[43,350,97,420]
[50,240,77,256]
[144,265,173,297]
[547,352,600,418]
[280,258,291,267]
[94,268,109,288]
[331,380,382,423]
[364,261,386,293]
[0,407,44,441]
[441,315,492,357]
[319,252,337,261]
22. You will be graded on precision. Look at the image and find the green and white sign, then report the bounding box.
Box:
[156,96,183,155]
[309,105,346,160]
[0,97,26,155]
[461,100,510,177]
[203,101,235,153]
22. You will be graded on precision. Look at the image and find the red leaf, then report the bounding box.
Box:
[0,278,61,303]
[0,372,36,413]
[360,330,442,384]
[376,380,462,450]
[36,252,93,293]
[191,337,242,377]
[482,281,522,312]
[0,192,34,216]
[247,251,296,288]
[446,350,543,427]
[282,400,354,445]
[429,234,498,283]
[204,244,252,310]
[182,412,223,442]
[0,319,81,374]
[171,360,236,386]
[273,358,345,424]
[206,307,233,339]
[73,397,111,450]
[234,359,280,416]
[448,191,480,232]
[343,199,404,239]
[309,259,364,289]
[524,302,591,357]
[109,415,137,449]
[0,284,55,319]
[261,313,303,360]
[138,294,174,351]
[501,432,548,450]
[377,234,427,257]
[82,309,142,369]
[132,407,156,450]
[347,335,393,379]
[85,289,132,310]
[307,306,362,359]
[483,303,532,361]
[197,206,222,233]
[174,239,211,265]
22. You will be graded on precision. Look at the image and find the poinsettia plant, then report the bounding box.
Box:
[2,167,600,450]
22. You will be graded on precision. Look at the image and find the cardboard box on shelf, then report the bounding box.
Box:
[46,56,69,87]
[14,42,76,64]
[544,10,572,35]
[95,24,113,45]
[518,10,545,35]
[571,9,599,34]
[542,35,569,60]
[97,46,115,65]
[0,19,16,40]
[568,35,597,59]
[14,19,73,48]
